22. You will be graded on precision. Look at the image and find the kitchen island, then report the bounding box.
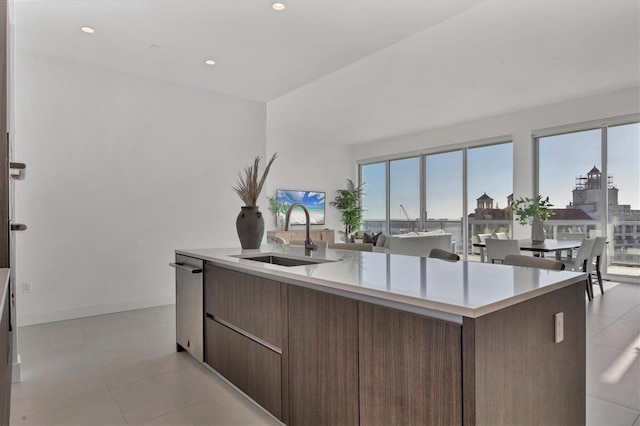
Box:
[174,245,587,425]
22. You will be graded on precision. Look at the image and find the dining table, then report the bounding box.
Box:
[472,238,583,262]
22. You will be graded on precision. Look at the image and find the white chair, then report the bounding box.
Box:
[478,233,492,243]
[503,254,565,270]
[484,239,520,264]
[589,236,607,296]
[556,232,584,258]
[563,238,596,300]
[473,233,493,256]
[495,232,508,240]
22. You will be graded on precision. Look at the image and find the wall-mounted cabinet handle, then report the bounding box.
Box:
[169,263,202,274]
[10,224,27,231]
[10,162,26,180]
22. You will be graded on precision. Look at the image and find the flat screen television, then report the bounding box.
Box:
[276,190,326,225]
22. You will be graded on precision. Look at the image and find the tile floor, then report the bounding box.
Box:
[10,281,640,425]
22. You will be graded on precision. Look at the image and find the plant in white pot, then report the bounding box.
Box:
[267,196,288,230]
[330,179,365,242]
[510,195,554,243]
[232,153,277,249]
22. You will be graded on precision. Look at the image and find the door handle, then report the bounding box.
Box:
[10,224,27,231]
[169,263,202,274]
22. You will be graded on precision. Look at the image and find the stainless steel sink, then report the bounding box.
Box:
[235,254,335,267]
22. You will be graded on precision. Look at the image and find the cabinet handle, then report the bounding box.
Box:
[169,263,202,274]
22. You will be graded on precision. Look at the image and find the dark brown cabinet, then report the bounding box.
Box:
[194,260,584,426]
[359,303,463,425]
[204,264,287,423]
[206,318,282,419]
[205,264,284,349]
[288,286,359,425]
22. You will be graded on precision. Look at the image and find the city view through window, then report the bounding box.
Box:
[360,123,639,278]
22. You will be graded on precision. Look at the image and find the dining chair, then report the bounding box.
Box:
[556,232,585,257]
[562,238,596,300]
[495,232,508,240]
[589,236,607,296]
[473,233,493,255]
[484,239,520,264]
[503,254,565,270]
[429,248,460,261]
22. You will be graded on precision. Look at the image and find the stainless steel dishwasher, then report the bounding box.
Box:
[170,254,204,362]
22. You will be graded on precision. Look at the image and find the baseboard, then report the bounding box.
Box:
[17,294,175,326]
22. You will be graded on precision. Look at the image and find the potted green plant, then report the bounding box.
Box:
[510,195,554,243]
[232,153,277,249]
[330,179,365,242]
[267,196,288,230]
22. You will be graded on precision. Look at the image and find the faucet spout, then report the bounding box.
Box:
[284,203,317,256]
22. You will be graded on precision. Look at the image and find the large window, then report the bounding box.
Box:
[425,151,463,254]
[538,128,602,237]
[361,162,387,233]
[389,157,420,235]
[536,120,640,279]
[360,140,513,259]
[607,122,640,277]
[467,143,513,254]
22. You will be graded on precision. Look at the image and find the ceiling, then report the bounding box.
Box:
[14,0,483,102]
[15,0,640,145]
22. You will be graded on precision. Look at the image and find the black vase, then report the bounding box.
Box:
[236,206,265,249]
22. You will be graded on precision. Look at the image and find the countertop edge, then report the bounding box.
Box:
[176,248,586,319]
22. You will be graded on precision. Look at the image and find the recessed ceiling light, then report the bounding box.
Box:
[80,26,95,34]
[205,59,216,66]
[272,2,285,11]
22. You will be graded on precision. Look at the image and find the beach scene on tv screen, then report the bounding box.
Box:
[277,190,325,225]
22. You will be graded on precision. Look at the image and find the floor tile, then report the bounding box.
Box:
[586,397,640,426]
[622,306,640,323]
[587,343,640,410]
[11,363,108,414]
[591,320,640,352]
[10,389,127,426]
[110,365,214,424]
[587,295,639,320]
[138,389,281,426]
[587,314,618,338]
[99,349,200,389]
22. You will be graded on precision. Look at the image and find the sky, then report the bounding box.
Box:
[361,122,639,221]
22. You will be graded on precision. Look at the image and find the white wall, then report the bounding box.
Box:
[15,52,266,325]
[352,86,640,239]
[265,99,355,241]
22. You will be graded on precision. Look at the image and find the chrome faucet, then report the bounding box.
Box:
[284,203,317,256]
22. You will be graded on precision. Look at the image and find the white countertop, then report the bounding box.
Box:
[176,245,586,321]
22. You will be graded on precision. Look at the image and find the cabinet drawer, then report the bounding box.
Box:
[205,318,282,420]
[205,264,283,349]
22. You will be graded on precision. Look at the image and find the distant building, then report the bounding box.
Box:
[469,166,640,267]
[569,166,640,266]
